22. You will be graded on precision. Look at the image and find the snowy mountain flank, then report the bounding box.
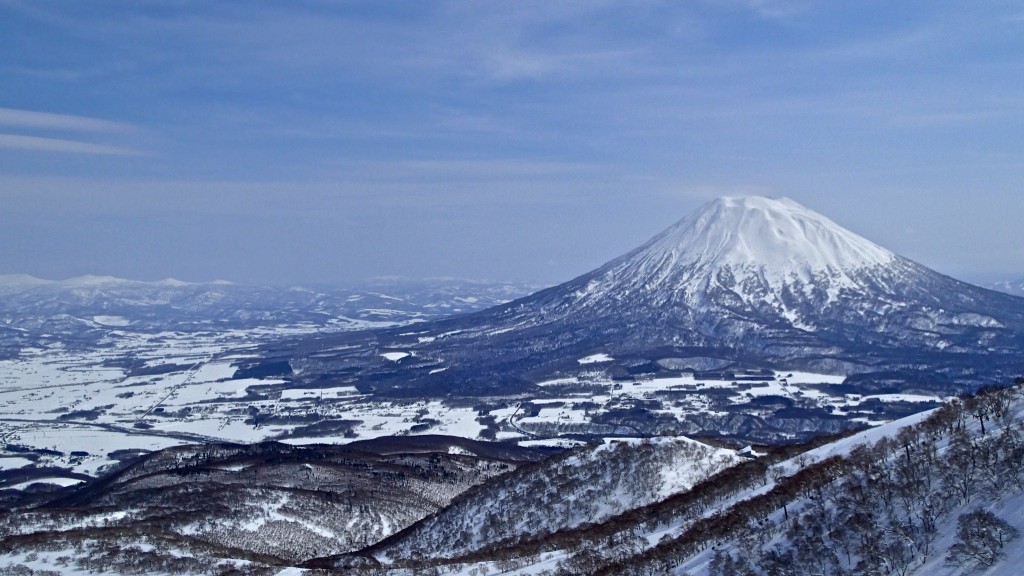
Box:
[363,436,740,565]
[569,195,898,311]
[258,196,1024,411]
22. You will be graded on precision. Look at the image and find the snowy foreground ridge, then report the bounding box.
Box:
[3,384,1024,575]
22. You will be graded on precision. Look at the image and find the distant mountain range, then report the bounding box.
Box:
[0,274,537,358]
[265,196,1024,398]
[987,277,1024,297]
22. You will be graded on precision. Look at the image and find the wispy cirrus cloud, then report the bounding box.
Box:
[0,107,136,133]
[0,133,147,156]
[0,107,146,156]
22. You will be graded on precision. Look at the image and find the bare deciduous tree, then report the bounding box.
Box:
[945,509,1020,569]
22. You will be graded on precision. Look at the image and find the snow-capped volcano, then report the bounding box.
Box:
[568,196,900,316]
[604,196,894,295]
[279,196,1024,398]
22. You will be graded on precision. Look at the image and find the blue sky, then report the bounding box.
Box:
[2,1,1023,285]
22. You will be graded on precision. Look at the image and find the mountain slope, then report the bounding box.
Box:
[273,196,1024,399]
[601,385,1024,576]
[0,437,547,571]
[315,384,1024,576]
[355,436,739,566]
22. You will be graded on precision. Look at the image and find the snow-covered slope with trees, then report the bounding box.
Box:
[597,384,1024,575]
[0,437,546,572]
[362,436,739,565]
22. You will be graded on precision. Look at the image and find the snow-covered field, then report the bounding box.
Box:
[0,325,495,482]
[526,369,941,430]
[0,320,944,488]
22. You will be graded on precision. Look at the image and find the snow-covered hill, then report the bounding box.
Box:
[0,437,547,571]
[362,436,739,565]
[626,385,1024,576]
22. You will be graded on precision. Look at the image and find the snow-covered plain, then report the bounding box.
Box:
[523,369,938,432]
[0,321,943,486]
[0,324,495,481]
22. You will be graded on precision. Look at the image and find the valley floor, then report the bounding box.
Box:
[0,323,945,493]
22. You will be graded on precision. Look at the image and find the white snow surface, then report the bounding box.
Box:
[7,476,84,490]
[578,353,614,364]
[92,315,131,326]
[646,196,894,283]
[575,196,900,308]
[0,457,34,471]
